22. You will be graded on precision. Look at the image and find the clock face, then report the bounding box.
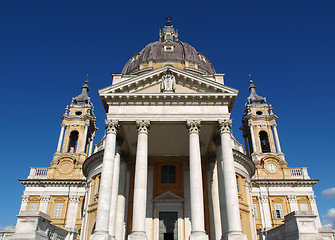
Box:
[267,163,277,173]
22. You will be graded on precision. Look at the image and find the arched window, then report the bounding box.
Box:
[68,131,79,153]
[259,131,271,153]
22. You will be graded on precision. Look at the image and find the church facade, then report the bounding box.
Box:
[6,21,334,240]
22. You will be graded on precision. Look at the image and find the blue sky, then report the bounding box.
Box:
[1,0,334,229]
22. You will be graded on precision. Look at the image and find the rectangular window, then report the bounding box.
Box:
[236,176,240,192]
[161,165,176,184]
[300,204,308,211]
[29,203,38,211]
[273,204,284,219]
[252,204,258,218]
[54,203,63,218]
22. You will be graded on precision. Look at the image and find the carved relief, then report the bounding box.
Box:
[161,69,176,93]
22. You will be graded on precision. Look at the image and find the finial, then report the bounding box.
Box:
[85,74,89,84]
[249,74,253,83]
[166,16,172,26]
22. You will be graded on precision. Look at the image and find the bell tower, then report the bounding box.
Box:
[240,79,290,179]
[47,78,97,179]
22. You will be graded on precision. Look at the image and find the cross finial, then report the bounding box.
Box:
[166,16,172,26]
[85,74,89,84]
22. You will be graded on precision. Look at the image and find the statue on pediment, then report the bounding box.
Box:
[161,69,176,93]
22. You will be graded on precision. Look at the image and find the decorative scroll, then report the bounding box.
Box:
[105,120,120,134]
[136,120,150,134]
[40,195,50,202]
[218,119,232,134]
[186,120,201,134]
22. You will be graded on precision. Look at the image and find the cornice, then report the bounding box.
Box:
[82,150,104,177]
[233,149,255,177]
[251,179,318,187]
[19,179,87,187]
[61,114,94,122]
[244,114,278,122]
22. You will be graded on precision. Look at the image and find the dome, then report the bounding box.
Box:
[122,23,216,75]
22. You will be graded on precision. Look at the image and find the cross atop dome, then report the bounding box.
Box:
[159,16,179,42]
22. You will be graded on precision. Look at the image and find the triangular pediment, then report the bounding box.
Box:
[99,65,238,95]
[153,191,184,202]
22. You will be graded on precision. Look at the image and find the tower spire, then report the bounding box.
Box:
[72,75,91,106]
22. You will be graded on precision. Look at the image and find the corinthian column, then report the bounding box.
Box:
[186,120,208,240]
[128,120,150,240]
[218,119,246,240]
[91,120,119,240]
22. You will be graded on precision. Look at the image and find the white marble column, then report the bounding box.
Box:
[57,124,66,152]
[128,120,150,240]
[66,195,80,229]
[109,139,123,237]
[91,120,119,240]
[218,119,246,240]
[88,133,95,156]
[81,123,89,153]
[208,153,222,240]
[82,180,92,240]
[271,124,282,153]
[287,195,299,212]
[186,120,208,240]
[248,123,257,154]
[19,195,29,212]
[38,195,50,213]
[115,157,129,240]
[183,161,191,240]
[257,195,272,230]
[308,195,322,228]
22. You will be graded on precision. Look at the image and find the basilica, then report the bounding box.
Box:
[3,20,334,240]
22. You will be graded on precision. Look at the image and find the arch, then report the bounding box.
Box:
[68,130,79,153]
[259,131,270,153]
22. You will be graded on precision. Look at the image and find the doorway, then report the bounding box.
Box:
[159,211,178,240]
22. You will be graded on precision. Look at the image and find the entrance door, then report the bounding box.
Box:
[159,211,178,240]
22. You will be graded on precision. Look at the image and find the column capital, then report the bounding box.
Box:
[69,194,80,203]
[22,195,29,202]
[248,122,254,127]
[218,119,232,134]
[270,122,277,127]
[136,120,150,134]
[287,195,297,203]
[40,195,50,203]
[105,120,120,134]
[186,120,201,134]
[308,195,316,203]
[257,195,269,203]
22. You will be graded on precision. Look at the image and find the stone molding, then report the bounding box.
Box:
[252,179,318,188]
[186,120,201,134]
[233,149,255,177]
[105,120,120,134]
[136,120,150,134]
[19,179,86,188]
[218,119,232,134]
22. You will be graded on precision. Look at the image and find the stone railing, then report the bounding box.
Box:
[10,211,77,240]
[289,167,310,179]
[93,135,106,154]
[27,167,48,179]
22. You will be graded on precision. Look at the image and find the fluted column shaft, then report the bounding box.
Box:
[109,141,123,237]
[218,119,246,240]
[128,120,150,240]
[187,120,208,240]
[91,120,119,240]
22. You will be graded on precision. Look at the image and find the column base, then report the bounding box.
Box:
[221,232,247,240]
[90,230,113,240]
[190,231,208,240]
[128,231,147,240]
